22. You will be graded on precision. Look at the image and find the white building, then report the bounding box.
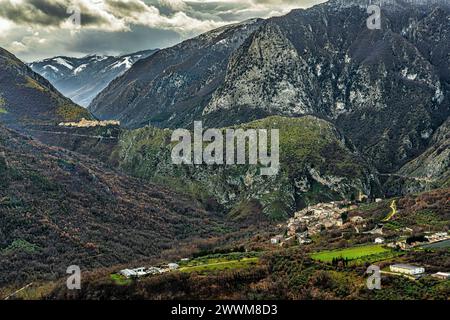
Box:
[119,267,147,278]
[374,237,385,244]
[147,267,163,274]
[270,235,283,244]
[390,264,425,275]
[119,266,161,278]
[350,216,364,223]
[299,238,312,245]
[426,232,449,242]
[168,263,179,270]
[432,272,450,280]
[119,269,137,278]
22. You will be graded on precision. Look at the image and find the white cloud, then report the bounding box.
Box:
[0,0,325,60]
[158,0,188,11]
[106,0,230,34]
[0,17,14,35]
[10,40,26,51]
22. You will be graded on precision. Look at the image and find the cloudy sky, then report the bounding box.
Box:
[0,0,325,61]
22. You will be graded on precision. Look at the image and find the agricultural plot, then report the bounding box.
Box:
[178,252,261,274]
[110,274,133,286]
[179,258,259,274]
[421,239,450,249]
[311,245,401,265]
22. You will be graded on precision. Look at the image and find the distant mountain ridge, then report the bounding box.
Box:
[30,50,158,107]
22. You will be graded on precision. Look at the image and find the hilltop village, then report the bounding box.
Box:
[268,195,450,281]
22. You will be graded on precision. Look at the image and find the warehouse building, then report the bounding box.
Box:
[389,264,425,275]
[432,272,450,280]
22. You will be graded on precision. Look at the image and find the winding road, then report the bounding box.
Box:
[382,200,397,222]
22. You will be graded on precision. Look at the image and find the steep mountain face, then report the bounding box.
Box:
[384,117,450,195]
[203,22,320,123]
[89,0,450,174]
[116,116,379,220]
[0,124,221,286]
[204,1,450,172]
[89,19,264,128]
[0,47,91,130]
[30,50,158,107]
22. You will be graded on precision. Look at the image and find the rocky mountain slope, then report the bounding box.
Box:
[384,117,450,195]
[30,50,158,107]
[205,1,450,173]
[0,124,222,286]
[115,116,379,220]
[89,0,450,175]
[0,47,91,131]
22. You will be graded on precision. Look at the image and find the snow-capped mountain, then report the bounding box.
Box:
[29,50,158,107]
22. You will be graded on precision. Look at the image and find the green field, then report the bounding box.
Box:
[311,244,394,264]
[421,239,450,249]
[110,274,133,286]
[0,108,7,114]
[179,257,259,273]
[178,252,261,274]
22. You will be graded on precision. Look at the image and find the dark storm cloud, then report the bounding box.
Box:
[28,0,68,18]
[0,0,110,27]
[105,0,148,15]
[66,25,181,54]
[0,0,65,25]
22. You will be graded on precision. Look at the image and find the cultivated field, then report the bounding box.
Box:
[311,245,397,264]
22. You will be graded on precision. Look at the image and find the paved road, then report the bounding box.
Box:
[25,128,118,140]
[380,271,417,281]
[379,173,436,183]
[3,282,33,300]
[383,200,397,222]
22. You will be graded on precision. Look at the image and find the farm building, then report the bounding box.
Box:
[426,232,449,242]
[432,272,450,280]
[119,269,136,278]
[350,216,364,223]
[119,268,148,278]
[147,267,163,274]
[168,263,179,270]
[271,235,283,244]
[389,264,425,275]
[119,267,162,278]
